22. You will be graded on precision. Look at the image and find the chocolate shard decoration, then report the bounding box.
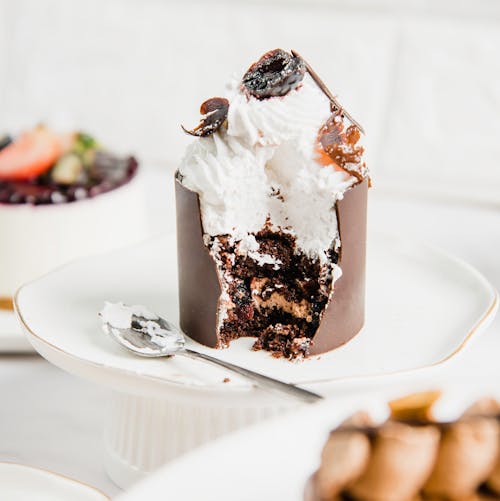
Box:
[181,97,229,137]
[175,175,221,348]
[309,177,367,355]
[175,172,367,356]
[291,49,365,135]
[319,113,367,183]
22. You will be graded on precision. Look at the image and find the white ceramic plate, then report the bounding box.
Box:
[0,309,34,352]
[0,463,108,500]
[116,385,500,501]
[15,232,497,400]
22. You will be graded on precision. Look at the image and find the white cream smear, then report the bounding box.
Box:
[99,301,181,354]
[100,301,157,329]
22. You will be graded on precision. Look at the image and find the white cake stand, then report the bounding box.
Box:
[0,462,109,500]
[15,233,498,489]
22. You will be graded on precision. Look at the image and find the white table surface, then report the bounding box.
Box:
[0,169,499,498]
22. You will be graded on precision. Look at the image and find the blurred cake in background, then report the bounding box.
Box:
[307,392,500,501]
[0,125,148,309]
[176,49,369,360]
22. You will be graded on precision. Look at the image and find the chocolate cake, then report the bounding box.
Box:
[0,127,138,205]
[176,49,369,359]
[0,125,144,308]
[306,392,500,501]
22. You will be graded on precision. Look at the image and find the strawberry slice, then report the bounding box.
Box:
[0,126,62,181]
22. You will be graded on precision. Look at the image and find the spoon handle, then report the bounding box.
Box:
[181,348,323,404]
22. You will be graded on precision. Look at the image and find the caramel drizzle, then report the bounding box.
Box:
[291,49,365,135]
[334,413,500,437]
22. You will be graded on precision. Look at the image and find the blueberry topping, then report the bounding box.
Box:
[89,151,130,183]
[182,97,229,137]
[0,152,138,206]
[242,49,306,99]
[50,191,68,204]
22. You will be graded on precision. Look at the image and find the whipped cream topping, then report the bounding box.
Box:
[179,72,363,264]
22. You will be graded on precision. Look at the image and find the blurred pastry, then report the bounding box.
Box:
[307,392,500,501]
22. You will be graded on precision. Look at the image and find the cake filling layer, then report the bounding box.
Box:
[206,229,337,359]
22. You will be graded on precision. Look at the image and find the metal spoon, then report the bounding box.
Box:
[99,302,322,404]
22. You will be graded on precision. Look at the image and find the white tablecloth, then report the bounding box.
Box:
[0,174,499,498]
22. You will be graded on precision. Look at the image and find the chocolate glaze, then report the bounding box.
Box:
[309,177,367,355]
[175,173,367,356]
[175,176,221,348]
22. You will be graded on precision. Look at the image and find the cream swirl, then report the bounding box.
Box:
[227,74,330,151]
[178,71,359,262]
[180,132,272,240]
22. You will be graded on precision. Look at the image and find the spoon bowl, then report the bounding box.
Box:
[102,312,185,358]
[99,302,323,404]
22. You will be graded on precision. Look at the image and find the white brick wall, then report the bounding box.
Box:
[0,0,499,203]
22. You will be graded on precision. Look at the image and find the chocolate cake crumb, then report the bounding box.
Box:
[215,230,332,360]
[253,324,312,360]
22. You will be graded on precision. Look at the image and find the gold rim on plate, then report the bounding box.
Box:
[0,462,110,499]
[0,297,13,311]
